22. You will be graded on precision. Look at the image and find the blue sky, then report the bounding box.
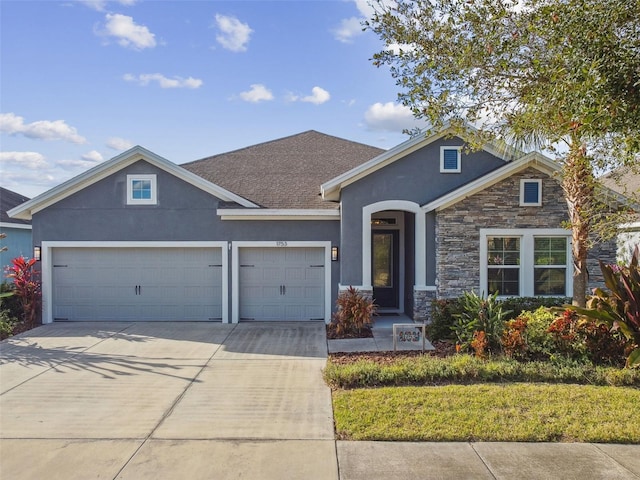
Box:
[1,0,425,198]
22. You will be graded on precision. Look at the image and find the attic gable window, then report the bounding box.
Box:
[520,179,542,206]
[440,146,461,173]
[127,174,157,205]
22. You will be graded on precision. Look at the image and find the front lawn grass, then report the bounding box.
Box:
[333,383,640,443]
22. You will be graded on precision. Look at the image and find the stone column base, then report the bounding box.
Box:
[412,288,436,323]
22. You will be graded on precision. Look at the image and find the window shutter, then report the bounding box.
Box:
[443,149,459,170]
[523,181,539,204]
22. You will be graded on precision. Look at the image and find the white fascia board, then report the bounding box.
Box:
[620,222,640,231]
[218,209,340,220]
[8,146,257,220]
[422,152,560,212]
[320,123,521,201]
[0,222,32,230]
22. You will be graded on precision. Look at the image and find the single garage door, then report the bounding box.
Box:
[52,247,223,321]
[239,247,324,321]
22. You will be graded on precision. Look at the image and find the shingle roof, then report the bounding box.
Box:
[1,187,30,225]
[601,167,640,198]
[181,130,385,209]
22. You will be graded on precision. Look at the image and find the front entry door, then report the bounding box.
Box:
[372,230,399,309]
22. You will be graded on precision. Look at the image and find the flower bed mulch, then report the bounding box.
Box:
[328,340,456,364]
[326,325,374,339]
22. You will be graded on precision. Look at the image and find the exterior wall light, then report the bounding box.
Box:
[33,246,41,261]
[331,246,339,262]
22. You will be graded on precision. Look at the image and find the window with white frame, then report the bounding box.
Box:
[440,146,461,173]
[481,229,572,297]
[520,179,542,206]
[127,174,157,205]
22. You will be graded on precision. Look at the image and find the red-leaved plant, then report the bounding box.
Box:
[566,246,640,367]
[328,286,376,338]
[4,256,41,328]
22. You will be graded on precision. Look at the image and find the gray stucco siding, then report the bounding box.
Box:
[338,137,506,286]
[32,160,342,313]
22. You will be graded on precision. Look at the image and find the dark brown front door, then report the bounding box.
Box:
[372,230,399,308]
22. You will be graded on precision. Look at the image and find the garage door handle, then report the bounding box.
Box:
[283,285,286,295]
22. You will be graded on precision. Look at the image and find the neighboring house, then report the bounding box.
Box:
[8,127,618,325]
[1,187,32,274]
[601,166,640,263]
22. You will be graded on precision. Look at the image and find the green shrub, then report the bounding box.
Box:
[518,307,557,360]
[428,298,464,341]
[499,296,571,318]
[452,291,511,353]
[323,354,640,389]
[428,296,568,342]
[0,308,17,339]
[0,282,21,320]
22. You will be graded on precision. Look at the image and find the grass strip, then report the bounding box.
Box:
[333,383,640,443]
[324,354,640,389]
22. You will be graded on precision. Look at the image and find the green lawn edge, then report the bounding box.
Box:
[333,383,640,443]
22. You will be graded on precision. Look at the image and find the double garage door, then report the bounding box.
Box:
[52,247,223,322]
[50,245,325,322]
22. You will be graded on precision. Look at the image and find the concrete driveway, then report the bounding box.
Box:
[0,321,337,480]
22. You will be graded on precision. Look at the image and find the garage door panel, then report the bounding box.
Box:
[239,247,325,321]
[52,247,223,322]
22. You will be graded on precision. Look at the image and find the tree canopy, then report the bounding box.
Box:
[367,0,640,305]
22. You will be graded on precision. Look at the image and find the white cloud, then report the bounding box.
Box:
[301,86,331,105]
[81,150,104,163]
[214,14,252,52]
[106,137,134,150]
[56,159,100,170]
[123,73,203,89]
[79,0,137,11]
[354,0,378,18]
[288,86,331,105]
[386,43,416,55]
[98,13,156,50]
[364,102,424,132]
[0,113,87,144]
[333,1,396,43]
[239,84,274,103]
[332,17,364,43]
[0,151,48,170]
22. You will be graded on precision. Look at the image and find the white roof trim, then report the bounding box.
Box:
[0,222,32,230]
[218,209,340,221]
[320,123,520,201]
[620,221,640,230]
[422,152,560,212]
[8,146,257,220]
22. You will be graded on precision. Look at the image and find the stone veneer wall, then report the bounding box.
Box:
[437,168,569,297]
[435,167,618,300]
[413,288,436,322]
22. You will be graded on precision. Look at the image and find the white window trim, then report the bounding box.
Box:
[40,241,229,324]
[520,179,542,206]
[127,174,157,205]
[440,146,462,173]
[480,229,572,297]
